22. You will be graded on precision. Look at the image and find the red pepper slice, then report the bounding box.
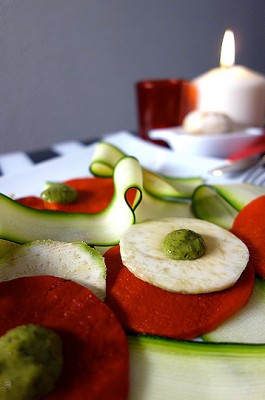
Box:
[231,195,265,278]
[17,195,46,209]
[0,276,129,400]
[105,245,254,340]
[17,178,114,213]
[17,177,136,213]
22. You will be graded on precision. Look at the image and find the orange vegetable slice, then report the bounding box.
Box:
[105,245,254,340]
[0,276,129,400]
[231,195,265,278]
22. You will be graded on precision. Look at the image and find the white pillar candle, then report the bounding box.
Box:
[193,31,265,128]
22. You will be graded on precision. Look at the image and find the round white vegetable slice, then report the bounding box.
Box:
[119,217,249,294]
[0,240,106,300]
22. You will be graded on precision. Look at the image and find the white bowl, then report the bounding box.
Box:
[149,127,264,158]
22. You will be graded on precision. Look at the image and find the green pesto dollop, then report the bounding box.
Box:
[41,182,78,204]
[162,229,206,260]
[0,324,63,400]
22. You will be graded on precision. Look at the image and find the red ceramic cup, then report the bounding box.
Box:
[136,79,196,141]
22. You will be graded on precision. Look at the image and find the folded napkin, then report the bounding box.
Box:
[229,131,265,160]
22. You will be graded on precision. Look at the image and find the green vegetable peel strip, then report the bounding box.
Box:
[208,183,265,211]
[134,190,193,222]
[192,183,265,229]
[142,169,202,200]
[90,141,203,199]
[90,141,125,177]
[0,239,20,258]
[89,141,195,220]
[202,277,265,344]
[129,335,265,400]
[0,156,143,246]
[91,143,265,227]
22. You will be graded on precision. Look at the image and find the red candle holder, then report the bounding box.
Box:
[136,79,196,141]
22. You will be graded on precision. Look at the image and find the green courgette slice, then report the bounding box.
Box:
[143,169,202,200]
[90,141,203,199]
[202,277,265,344]
[192,183,265,229]
[90,141,125,177]
[135,190,193,222]
[0,240,106,300]
[0,156,142,246]
[129,334,265,399]
[0,239,20,258]
[161,175,203,199]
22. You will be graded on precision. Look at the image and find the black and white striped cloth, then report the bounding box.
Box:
[0,139,98,177]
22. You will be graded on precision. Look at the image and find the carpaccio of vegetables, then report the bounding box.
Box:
[0,136,264,400]
[15,177,264,340]
[0,139,263,399]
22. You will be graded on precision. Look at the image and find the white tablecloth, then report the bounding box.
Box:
[0,139,97,177]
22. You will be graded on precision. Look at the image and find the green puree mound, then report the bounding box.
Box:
[0,324,63,400]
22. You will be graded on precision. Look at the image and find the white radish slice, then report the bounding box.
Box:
[0,240,106,300]
[120,217,249,294]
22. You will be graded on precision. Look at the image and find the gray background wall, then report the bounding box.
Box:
[1,0,265,153]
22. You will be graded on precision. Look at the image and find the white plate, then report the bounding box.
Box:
[0,131,240,198]
[149,127,264,158]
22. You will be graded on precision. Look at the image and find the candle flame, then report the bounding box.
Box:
[220,30,235,68]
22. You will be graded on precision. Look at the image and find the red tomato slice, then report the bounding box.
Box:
[105,245,254,340]
[0,276,129,400]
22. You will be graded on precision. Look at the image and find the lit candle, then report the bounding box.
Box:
[193,30,265,128]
